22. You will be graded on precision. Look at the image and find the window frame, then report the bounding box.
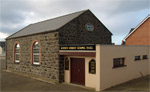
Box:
[14,43,20,63]
[135,56,141,61]
[31,41,41,65]
[85,23,94,31]
[143,55,148,60]
[113,57,126,68]
[65,58,69,70]
[89,59,96,74]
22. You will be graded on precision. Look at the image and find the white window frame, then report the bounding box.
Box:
[33,53,40,65]
[15,44,20,63]
[33,42,40,65]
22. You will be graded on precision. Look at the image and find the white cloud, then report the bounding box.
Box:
[0,0,149,43]
[0,32,9,41]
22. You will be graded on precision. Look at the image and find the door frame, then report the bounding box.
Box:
[70,57,85,86]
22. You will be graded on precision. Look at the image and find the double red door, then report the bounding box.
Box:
[71,58,85,85]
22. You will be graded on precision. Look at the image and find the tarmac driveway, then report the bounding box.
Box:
[1,70,93,92]
[0,56,93,92]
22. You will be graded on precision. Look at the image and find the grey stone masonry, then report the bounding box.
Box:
[6,32,61,83]
[59,10,112,45]
[6,10,112,83]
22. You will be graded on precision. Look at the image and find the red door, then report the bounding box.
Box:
[71,58,85,85]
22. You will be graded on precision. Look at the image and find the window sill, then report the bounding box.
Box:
[113,65,127,69]
[32,63,40,66]
[135,59,141,61]
[143,58,148,60]
[14,61,20,64]
[14,62,20,64]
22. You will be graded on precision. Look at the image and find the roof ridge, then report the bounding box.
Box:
[31,9,88,25]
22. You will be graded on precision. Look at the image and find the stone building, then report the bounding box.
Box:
[6,10,112,84]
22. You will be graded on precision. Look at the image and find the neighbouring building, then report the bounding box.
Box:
[0,41,6,55]
[124,15,150,45]
[6,10,150,91]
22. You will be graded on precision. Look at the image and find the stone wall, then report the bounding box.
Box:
[6,10,113,84]
[59,10,112,45]
[6,32,63,83]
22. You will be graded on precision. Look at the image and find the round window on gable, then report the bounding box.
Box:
[85,23,94,31]
[89,59,96,74]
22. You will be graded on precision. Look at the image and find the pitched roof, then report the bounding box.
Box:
[124,14,150,40]
[7,9,88,39]
[128,28,134,34]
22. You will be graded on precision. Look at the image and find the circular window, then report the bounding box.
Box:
[85,23,94,31]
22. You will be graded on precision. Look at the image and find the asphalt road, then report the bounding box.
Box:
[0,56,149,92]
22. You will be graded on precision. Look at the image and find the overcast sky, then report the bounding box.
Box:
[0,0,149,44]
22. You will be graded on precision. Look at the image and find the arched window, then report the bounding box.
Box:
[14,43,20,63]
[89,59,96,74]
[65,58,69,70]
[32,41,40,65]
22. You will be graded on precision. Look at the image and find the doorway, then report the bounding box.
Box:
[71,58,85,85]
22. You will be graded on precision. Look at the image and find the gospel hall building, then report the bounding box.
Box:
[6,10,149,91]
[6,9,112,88]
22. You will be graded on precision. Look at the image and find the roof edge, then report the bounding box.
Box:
[124,14,150,40]
[6,24,32,39]
[6,9,89,39]
[6,30,58,40]
[87,10,113,35]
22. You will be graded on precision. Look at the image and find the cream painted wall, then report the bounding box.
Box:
[64,57,71,83]
[64,56,96,88]
[63,45,150,91]
[85,57,96,88]
[97,45,150,91]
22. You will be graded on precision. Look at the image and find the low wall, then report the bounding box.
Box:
[96,45,150,91]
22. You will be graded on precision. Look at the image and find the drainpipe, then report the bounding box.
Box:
[5,40,7,70]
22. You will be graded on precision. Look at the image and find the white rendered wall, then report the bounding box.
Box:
[96,45,150,91]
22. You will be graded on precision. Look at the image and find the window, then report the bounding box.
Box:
[85,23,94,31]
[89,59,96,74]
[113,58,125,68]
[135,56,140,61]
[143,55,148,59]
[65,58,69,70]
[14,44,20,63]
[32,42,40,65]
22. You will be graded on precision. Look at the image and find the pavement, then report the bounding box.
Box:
[0,56,150,92]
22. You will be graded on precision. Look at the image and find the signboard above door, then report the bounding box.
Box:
[60,44,95,50]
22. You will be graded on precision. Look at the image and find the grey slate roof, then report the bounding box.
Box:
[7,10,88,39]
